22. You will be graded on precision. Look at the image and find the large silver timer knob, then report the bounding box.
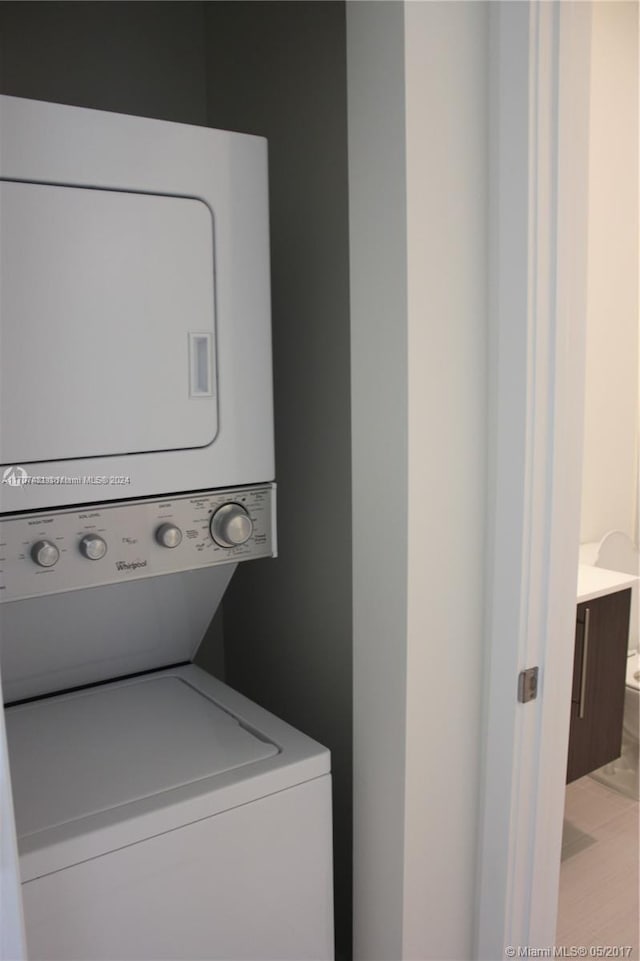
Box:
[79,534,108,561]
[31,540,60,568]
[156,523,183,549]
[210,504,253,548]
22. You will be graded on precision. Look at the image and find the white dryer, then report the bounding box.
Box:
[0,96,334,960]
[0,94,274,513]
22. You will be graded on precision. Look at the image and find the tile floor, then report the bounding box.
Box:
[557,776,639,958]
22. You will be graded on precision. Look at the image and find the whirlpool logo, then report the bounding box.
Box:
[115,559,148,572]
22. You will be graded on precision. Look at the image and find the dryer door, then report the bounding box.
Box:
[0,181,217,466]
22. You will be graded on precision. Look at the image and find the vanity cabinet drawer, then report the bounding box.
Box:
[566,588,631,784]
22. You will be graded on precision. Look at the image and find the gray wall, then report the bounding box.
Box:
[0,1,207,124]
[1,3,353,957]
[203,4,352,957]
[346,5,408,957]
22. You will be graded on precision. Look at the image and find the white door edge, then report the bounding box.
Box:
[475,2,592,957]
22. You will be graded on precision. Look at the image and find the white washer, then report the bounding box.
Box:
[1,491,334,959]
[5,666,333,961]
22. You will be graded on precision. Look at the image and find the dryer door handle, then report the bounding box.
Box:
[189,332,213,397]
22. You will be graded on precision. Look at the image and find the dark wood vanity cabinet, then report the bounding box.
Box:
[566,588,631,784]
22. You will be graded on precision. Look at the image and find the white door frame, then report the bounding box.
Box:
[475,2,592,957]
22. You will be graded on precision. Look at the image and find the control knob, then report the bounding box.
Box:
[31,540,60,568]
[210,503,253,548]
[79,534,107,561]
[156,523,183,549]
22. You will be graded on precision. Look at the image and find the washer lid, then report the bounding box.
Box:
[6,676,279,838]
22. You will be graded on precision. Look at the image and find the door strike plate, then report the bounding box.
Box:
[518,667,539,703]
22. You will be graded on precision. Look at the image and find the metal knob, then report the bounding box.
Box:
[31,540,60,568]
[156,523,183,549]
[79,534,107,561]
[210,504,253,548]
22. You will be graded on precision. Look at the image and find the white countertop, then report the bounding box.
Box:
[577,564,638,604]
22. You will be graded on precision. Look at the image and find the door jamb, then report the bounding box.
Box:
[475,3,592,956]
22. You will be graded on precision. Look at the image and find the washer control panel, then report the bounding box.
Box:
[0,484,276,602]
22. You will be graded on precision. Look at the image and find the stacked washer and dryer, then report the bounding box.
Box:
[0,95,333,960]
